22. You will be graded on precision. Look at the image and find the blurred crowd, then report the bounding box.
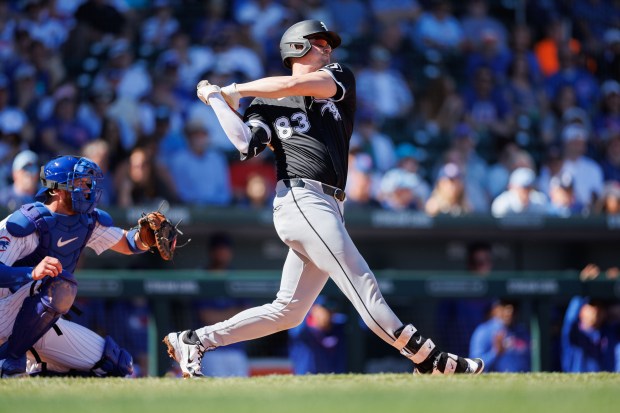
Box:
[1,0,620,216]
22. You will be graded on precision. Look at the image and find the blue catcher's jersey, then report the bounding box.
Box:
[6,202,107,274]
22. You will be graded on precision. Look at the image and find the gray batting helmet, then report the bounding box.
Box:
[279,20,341,69]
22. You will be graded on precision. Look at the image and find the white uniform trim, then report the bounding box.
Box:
[393,324,416,351]
[433,353,458,375]
[402,338,436,364]
[246,119,272,143]
[319,67,346,102]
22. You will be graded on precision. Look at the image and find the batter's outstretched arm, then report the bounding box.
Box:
[235,71,337,100]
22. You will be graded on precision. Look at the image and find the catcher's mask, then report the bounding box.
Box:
[36,155,104,214]
[279,20,341,69]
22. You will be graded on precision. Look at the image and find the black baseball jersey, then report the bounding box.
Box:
[242,63,356,190]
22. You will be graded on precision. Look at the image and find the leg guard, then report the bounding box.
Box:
[91,336,134,377]
[2,274,77,360]
[394,324,439,374]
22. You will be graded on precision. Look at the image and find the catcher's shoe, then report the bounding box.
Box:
[163,330,206,378]
[0,355,27,378]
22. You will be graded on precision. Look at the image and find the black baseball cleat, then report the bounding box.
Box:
[394,324,484,375]
[419,352,485,375]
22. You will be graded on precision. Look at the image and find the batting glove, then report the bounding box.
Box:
[221,83,241,110]
[196,80,222,105]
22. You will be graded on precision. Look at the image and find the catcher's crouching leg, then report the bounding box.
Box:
[91,336,134,377]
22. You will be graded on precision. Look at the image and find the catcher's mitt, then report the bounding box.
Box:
[137,212,178,261]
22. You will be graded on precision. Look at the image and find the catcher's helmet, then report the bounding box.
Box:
[280,20,341,69]
[37,155,104,213]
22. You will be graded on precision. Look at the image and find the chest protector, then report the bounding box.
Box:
[7,202,97,274]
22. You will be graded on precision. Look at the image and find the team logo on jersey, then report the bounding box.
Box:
[0,236,10,252]
[324,63,342,72]
[316,99,342,121]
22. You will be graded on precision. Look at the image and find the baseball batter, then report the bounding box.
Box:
[164,20,484,377]
[0,155,164,377]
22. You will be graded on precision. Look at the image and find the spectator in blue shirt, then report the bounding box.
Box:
[470,299,531,372]
[561,296,620,372]
[288,296,347,375]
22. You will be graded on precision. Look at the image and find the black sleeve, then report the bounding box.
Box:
[241,101,272,160]
[319,63,355,102]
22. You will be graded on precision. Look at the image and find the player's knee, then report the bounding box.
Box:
[279,309,308,330]
[91,336,134,377]
[40,273,77,315]
[270,298,308,330]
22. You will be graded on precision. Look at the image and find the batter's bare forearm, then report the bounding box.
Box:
[237,72,335,99]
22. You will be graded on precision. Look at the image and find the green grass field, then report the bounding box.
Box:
[1,373,619,413]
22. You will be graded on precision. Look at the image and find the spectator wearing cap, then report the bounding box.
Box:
[0,149,39,211]
[487,143,535,200]
[491,167,548,217]
[378,163,429,211]
[546,171,585,217]
[425,162,472,216]
[556,124,604,208]
[168,120,231,206]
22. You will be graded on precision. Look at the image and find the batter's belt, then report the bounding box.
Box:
[281,178,346,202]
